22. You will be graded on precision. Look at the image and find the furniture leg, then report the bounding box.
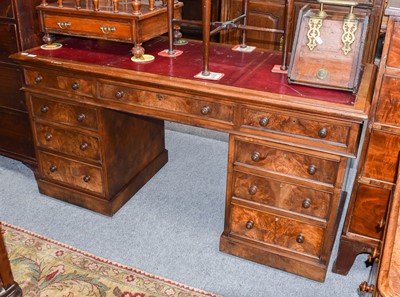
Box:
[240,0,249,48]
[202,0,211,76]
[332,237,373,275]
[167,0,175,54]
[280,0,294,70]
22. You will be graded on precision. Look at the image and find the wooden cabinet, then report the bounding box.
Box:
[332,1,400,276]
[24,67,168,216]
[0,226,22,297]
[219,0,385,63]
[221,128,348,281]
[0,0,44,166]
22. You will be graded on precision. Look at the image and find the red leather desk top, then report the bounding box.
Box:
[30,37,358,105]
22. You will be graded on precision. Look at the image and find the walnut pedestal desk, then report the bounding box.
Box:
[10,38,375,282]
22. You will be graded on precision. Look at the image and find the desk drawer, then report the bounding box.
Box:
[35,122,100,161]
[39,151,104,195]
[234,139,340,186]
[42,13,132,42]
[241,107,354,149]
[31,96,98,130]
[98,81,234,124]
[25,69,94,97]
[230,205,324,257]
[232,171,331,220]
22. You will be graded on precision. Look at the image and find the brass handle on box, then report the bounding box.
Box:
[317,0,358,7]
[57,21,71,29]
[100,26,116,34]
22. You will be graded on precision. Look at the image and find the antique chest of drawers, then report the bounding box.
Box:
[23,67,168,216]
[333,1,400,276]
[221,128,348,281]
[0,0,43,166]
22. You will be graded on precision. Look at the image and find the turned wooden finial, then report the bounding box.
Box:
[93,0,100,11]
[113,0,119,12]
[149,0,154,10]
[75,0,81,9]
[41,0,48,6]
[132,0,141,15]
[58,0,63,7]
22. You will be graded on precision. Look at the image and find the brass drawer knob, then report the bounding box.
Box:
[201,106,210,115]
[245,220,254,229]
[307,164,317,175]
[71,82,80,90]
[83,175,91,183]
[359,281,375,293]
[35,75,43,83]
[248,185,257,195]
[259,117,269,127]
[115,90,125,99]
[77,113,86,122]
[302,198,311,209]
[44,133,53,141]
[251,152,261,162]
[80,143,88,151]
[296,234,304,243]
[41,106,49,113]
[318,128,327,138]
[49,165,57,172]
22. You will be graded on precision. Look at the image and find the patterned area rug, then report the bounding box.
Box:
[1,222,221,297]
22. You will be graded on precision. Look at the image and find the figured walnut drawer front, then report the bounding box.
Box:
[31,96,98,130]
[387,22,400,68]
[39,151,104,195]
[234,140,340,185]
[363,130,400,183]
[233,171,331,220]
[35,123,100,161]
[25,69,94,97]
[98,81,234,124]
[43,13,132,42]
[348,183,391,240]
[230,205,324,257]
[241,108,353,148]
[375,75,400,127]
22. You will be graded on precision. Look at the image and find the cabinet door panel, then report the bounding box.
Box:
[222,0,285,50]
[348,184,390,239]
[0,23,18,62]
[0,0,13,19]
[375,75,400,126]
[363,130,400,183]
[0,64,25,111]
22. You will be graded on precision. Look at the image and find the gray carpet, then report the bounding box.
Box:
[0,123,370,297]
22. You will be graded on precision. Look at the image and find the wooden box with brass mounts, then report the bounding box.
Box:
[288,0,368,92]
[37,0,183,58]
